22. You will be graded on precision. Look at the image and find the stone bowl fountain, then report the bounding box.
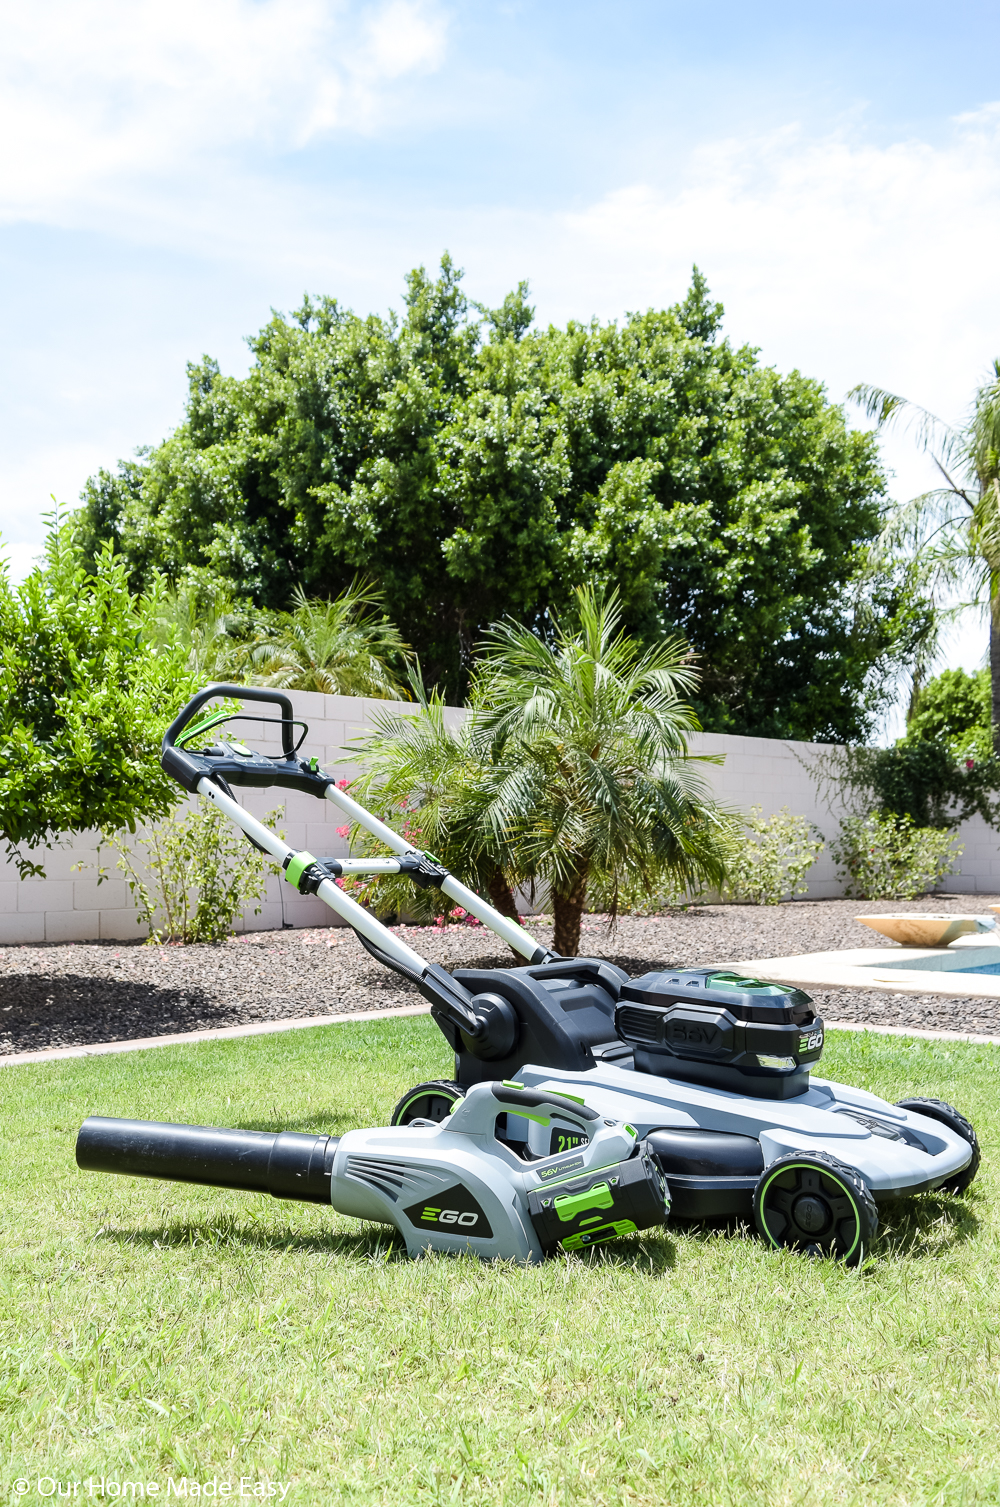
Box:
[856,914,996,947]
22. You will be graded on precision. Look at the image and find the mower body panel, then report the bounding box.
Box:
[511,1062,975,1206]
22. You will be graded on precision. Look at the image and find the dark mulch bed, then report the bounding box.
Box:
[3,896,1000,1056]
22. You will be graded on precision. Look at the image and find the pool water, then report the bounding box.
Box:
[952,961,1000,976]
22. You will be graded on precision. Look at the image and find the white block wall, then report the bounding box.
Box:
[0,690,438,945]
[3,702,998,944]
[688,730,999,898]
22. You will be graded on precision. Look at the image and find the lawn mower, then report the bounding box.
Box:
[76,685,981,1265]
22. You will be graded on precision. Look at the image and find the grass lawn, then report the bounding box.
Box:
[1,1017,997,1506]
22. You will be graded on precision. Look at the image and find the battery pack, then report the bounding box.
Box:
[527,1149,669,1252]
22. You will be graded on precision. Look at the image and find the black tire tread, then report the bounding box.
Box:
[390,1080,466,1127]
[754,1149,878,1265]
[894,1097,981,1193]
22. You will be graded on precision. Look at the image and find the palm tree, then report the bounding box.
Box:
[850,364,1000,741]
[346,674,522,927]
[470,587,728,956]
[245,580,411,699]
[144,581,258,682]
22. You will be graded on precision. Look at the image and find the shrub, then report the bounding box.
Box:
[99,805,283,943]
[722,806,825,905]
[0,523,193,878]
[831,812,962,900]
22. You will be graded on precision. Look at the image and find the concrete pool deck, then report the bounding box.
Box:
[738,933,1000,999]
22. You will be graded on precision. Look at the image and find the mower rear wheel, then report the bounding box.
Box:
[894,1097,980,1193]
[391,1080,466,1127]
[753,1151,877,1265]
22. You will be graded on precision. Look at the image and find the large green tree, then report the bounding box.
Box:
[78,258,920,739]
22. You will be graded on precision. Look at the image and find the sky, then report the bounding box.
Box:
[2,0,999,704]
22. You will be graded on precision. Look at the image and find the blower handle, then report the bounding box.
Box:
[445,1081,601,1140]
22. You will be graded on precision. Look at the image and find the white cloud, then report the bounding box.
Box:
[0,0,446,217]
[554,106,1000,430]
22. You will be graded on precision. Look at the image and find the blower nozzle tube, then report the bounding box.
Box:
[76,1116,339,1205]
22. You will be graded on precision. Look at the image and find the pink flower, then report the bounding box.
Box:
[336,825,350,838]
[337,779,349,790]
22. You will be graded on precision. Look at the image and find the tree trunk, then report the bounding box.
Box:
[487,868,522,958]
[487,868,519,921]
[552,869,588,957]
[992,581,1000,754]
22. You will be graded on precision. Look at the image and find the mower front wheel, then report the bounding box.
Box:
[391,1080,466,1127]
[895,1098,980,1193]
[753,1151,877,1265]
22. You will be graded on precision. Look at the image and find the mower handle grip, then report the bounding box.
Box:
[163,683,297,760]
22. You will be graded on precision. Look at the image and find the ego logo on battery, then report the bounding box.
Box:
[800,1028,824,1053]
[404,1184,493,1239]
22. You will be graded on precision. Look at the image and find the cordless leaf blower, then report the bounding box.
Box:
[75,686,982,1265]
[78,1083,670,1261]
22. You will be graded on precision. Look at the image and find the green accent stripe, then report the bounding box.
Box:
[177,709,237,746]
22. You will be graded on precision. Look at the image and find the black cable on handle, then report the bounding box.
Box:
[163,683,297,759]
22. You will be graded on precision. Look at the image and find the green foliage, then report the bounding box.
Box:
[239,580,410,697]
[347,592,729,953]
[0,522,194,878]
[77,260,917,740]
[470,589,727,954]
[818,740,1000,831]
[100,804,283,943]
[905,666,993,761]
[851,361,1000,736]
[831,811,962,899]
[343,680,513,926]
[145,575,266,684]
[722,806,825,905]
[148,575,410,697]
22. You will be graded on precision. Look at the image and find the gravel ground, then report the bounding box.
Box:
[3,895,1000,1056]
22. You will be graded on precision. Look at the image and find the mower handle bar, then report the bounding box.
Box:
[160,684,549,968]
[163,684,298,761]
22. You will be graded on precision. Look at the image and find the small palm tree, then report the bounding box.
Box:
[851,364,1000,739]
[246,580,411,699]
[145,581,257,682]
[346,675,521,926]
[470,587,727,955]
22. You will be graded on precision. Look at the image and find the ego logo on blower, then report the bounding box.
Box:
[404,1183,494,1239]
